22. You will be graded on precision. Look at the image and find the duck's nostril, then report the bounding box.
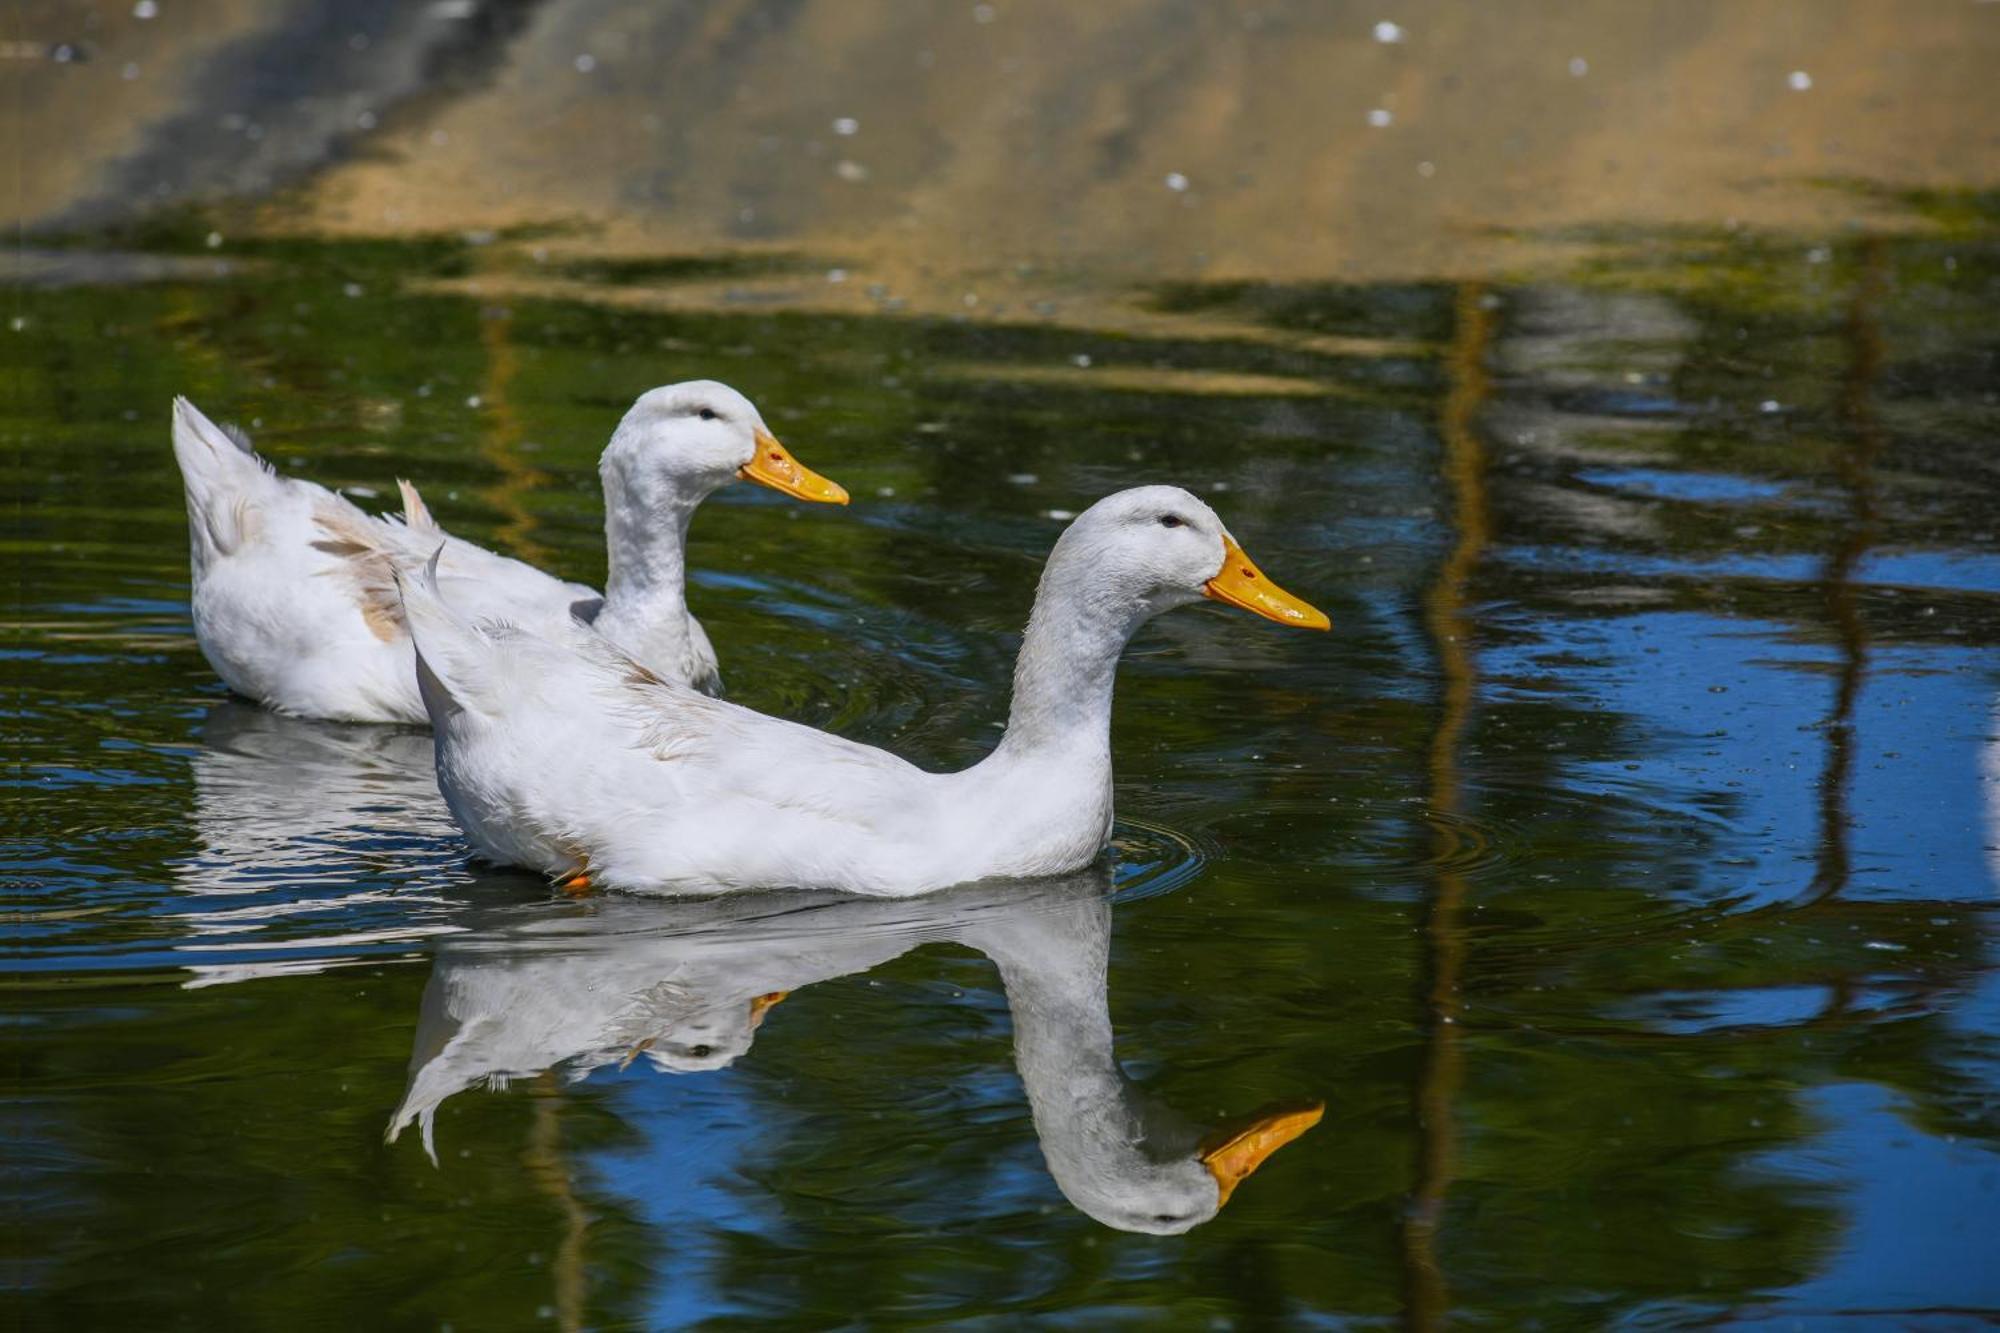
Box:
[1242,568,1256,579]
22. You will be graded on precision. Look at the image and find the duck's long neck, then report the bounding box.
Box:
[595,456,707,652]
[993,558,1146,763]
[973,905,1133,1148]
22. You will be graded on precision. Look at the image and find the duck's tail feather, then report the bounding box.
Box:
[170,396,279,558]
[396,478,437,532]
[384,1100,441,1166]
[395,550,562,722]
[396,549,494,721]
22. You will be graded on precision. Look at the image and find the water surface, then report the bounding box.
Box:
[9,210,2000,1328]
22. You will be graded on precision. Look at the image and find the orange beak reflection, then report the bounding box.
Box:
[740,427,849,504]
[747,990,789,1027]
[1199,1102,1324,1207]
[1203,533,1330,631]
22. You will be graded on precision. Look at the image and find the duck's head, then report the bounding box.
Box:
[629,990,790,1074]
[603,380,848,507]
[1051,486,1329,631]
[1050,1101,1325,1235]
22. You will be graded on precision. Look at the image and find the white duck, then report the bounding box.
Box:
[398,485,1327,895]
[389,870,1319,1232]
[170,381,846,724]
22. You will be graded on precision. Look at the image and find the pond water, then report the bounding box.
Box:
[10,210,1999,1328]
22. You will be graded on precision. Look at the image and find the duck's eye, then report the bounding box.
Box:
[688,1044,713,1059]
[698,407,718,421]
[1157,514,1185,529]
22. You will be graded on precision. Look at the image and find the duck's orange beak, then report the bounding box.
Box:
[1199,1102,1324,1206]
[740,427,849,504]
[1203,533,1329,631]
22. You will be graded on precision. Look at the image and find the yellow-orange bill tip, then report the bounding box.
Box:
[1202,533,1330,631]
[1199,1102,1325,1206]
[741,427,849,504]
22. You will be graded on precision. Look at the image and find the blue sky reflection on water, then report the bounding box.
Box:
[1742,1079,2000,1323]
[1478,609,1997,909]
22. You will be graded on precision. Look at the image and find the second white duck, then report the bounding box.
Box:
[170,381,846,724]
[400,485,1327,896]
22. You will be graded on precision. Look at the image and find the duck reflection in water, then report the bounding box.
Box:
[391,869,1320,1234]
[178,701,454,894]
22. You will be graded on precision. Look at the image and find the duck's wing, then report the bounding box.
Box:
[605,655,931,826]
[401,581,940,890]
[308,487,595,645]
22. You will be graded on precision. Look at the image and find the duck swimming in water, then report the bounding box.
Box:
[398,485,1327,896]
[170,381,846,724]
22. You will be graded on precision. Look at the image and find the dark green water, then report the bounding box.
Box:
[9,211,2000,1328]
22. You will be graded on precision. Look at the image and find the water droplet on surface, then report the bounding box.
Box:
[204,231,223,249]
[132,0,158,18]
[1787,69,1812,91]
[574,53,596,73]
[835,159,868,182]
[1367,108,1393,127]
[832,116,858,136]
[1568,55,1588,77]
[1417,160,1436,177]
[972,3,997,23]
[1072,353,1092,368]
[1164,171,1189,192]
[1373,20,1404,43]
